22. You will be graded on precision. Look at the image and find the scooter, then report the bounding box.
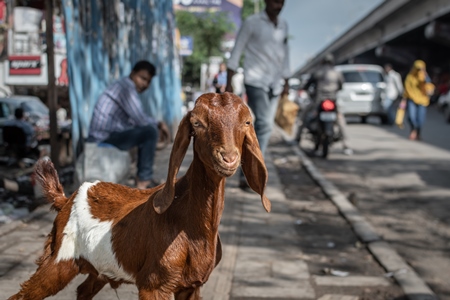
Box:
[296,98,342,158]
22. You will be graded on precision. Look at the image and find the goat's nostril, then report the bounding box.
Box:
[221,152,238,164]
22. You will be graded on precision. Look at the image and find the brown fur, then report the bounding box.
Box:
[8,93,270,300]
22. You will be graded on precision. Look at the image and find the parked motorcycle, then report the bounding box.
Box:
[296,98,342,158]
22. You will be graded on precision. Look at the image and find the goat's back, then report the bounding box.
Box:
[85,182,159,222]
[51,181,161,281]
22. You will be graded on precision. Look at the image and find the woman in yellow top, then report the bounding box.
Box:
[401,60,434,140]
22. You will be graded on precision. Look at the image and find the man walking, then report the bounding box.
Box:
[384,63,403,125]
[225,0,290,189]
[225,0,289,153]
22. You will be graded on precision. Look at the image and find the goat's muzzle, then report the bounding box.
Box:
[214,149,240,177]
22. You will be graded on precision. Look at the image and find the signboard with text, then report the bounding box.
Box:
[8,55,41,75]
[180,36,193,56]
[5,6,68,86]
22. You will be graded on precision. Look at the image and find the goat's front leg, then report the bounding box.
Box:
[215,235,222,267]
[175,288,201,300]
[76,274,108,300]
[138,288,173,300]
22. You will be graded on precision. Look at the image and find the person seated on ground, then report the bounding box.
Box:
[87,60,169,189]
[3,108,36,148]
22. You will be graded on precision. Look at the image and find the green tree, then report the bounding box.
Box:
[176,10,234,86]
[241,0,265,21]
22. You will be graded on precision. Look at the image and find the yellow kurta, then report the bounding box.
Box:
[403,62,434,107]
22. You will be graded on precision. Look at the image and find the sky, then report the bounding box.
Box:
[280,0,384,73]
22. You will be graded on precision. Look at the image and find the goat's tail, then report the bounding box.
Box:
[34,157,68,211]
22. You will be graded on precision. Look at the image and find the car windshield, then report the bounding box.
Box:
[342,71,384,84]
[289,84,301,90]
[20,100,49,115]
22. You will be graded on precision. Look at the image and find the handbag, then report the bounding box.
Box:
[274,94,300,135]
[395,100,406,129]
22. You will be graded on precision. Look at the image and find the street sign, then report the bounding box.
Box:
[180,36,193,56]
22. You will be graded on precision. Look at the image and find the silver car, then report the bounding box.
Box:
[335,64,388,124]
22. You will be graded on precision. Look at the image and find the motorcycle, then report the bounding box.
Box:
[296,98,342,158]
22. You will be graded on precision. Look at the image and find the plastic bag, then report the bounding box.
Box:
[75,143,131,185]
[275,94,300,135]
[395,107,405,129]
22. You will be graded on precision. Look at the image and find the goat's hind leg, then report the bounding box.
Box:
[76,274,108,300]
[8,259,79,300]
[138,288,173,300]
[175,288,201,300]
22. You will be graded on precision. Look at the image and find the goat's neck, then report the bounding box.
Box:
[183,155,226,235]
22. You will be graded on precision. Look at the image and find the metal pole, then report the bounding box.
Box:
[6,0,14,94]
[45,0,59,171]
[254,0,259,14]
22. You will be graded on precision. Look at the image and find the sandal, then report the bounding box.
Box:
[146,178,163,188]
[136,178,163,189]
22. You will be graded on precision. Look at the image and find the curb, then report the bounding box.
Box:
[274,127,437,300]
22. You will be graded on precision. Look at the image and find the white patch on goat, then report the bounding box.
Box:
[56,181,135,282]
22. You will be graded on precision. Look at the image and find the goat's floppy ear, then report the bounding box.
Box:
[241,125,271,212]
[153,112,192,214]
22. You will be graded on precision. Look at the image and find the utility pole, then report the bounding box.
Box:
[45,0,59,171]
[254,0,260,14]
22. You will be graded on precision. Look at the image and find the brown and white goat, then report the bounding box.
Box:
[8,92,271,300]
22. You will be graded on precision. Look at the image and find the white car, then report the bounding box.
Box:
[335,64,389,124]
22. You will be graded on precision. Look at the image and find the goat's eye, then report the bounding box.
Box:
[245,121,251,126]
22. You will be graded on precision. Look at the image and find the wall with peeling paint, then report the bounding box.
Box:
[62,0,182,155]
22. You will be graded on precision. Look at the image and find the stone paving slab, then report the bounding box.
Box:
[229,156,316,300]
[231,286,315,300]
[317,295,359,300]
[314,275,391,287]
[368,241,436,299]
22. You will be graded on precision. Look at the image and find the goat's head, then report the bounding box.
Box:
[153,92,271,214]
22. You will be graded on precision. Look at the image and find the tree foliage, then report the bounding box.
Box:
[176,10,234,85]
[241,0,265,21]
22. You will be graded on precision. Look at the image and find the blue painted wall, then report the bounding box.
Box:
[62,0,182,156]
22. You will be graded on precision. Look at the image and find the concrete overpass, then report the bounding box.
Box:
[294,0,450,77]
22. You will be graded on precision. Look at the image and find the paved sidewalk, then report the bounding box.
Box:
[299,122,448,300]
[0,130,403,300]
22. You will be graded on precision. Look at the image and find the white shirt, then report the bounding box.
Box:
[227,12,290,94]
[385,70,403,100]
